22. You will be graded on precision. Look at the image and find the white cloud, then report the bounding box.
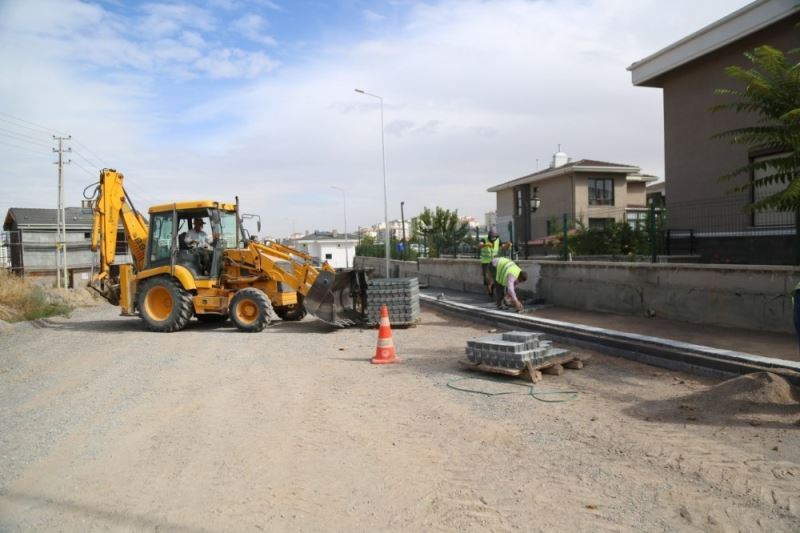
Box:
[193,48,278,79]
[363,9,386,23]
[232,13,277,46]
[0,0,754,238]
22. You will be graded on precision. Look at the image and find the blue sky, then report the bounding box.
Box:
[0,0,752,237]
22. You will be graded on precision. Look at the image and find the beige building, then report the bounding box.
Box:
[488,152,657,255]
[629,0,799,264]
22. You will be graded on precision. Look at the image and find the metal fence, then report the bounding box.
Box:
[354,197,798,266]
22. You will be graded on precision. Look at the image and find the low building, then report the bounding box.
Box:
[295,231,358,269]
[2,207,129,287]
[487,152,658,256]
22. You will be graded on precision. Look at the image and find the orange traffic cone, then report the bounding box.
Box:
[372,304,399,364]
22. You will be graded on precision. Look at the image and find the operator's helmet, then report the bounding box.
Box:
[488,229,498,239]
[194,217,204,226]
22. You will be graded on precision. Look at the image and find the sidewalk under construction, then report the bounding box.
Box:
[420,287,800,382]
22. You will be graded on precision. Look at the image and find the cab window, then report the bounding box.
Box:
[149,212,174,264]
[218,212,239,248]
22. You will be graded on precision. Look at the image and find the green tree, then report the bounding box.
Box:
[412,207,470,257]
[713,43,800,212]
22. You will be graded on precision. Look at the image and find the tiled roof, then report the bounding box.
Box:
[487,159,640,192]
[4,207,94,230]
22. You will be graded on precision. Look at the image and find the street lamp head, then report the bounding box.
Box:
[354,88,365,94]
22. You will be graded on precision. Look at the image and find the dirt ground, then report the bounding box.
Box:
[1,304,799,532]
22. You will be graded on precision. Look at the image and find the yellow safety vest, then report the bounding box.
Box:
[480,238,500,264]
[495,257,521,286]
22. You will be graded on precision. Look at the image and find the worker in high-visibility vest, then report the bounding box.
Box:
[492,256,528,311]
[479,229,510,298]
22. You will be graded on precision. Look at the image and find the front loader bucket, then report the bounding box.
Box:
[88,277,120,306]
[305,269,367,327]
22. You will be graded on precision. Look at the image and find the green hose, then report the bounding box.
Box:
[447,375,578,403]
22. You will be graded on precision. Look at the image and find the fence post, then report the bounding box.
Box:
[649,203,657,263]
[562,213,568,261]
[795,210,800,266]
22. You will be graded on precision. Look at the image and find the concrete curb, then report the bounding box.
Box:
[420,294,800,384]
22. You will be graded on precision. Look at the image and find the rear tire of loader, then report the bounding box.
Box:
[230,288,272,332]
[137,276,193,332]
[275,294,307,322]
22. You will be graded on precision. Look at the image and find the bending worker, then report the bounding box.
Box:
[492,256,528,311]
[478,230,509,298]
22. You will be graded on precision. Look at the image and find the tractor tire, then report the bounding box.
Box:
[196,313,229,324]
[275,294,307,322]
[230,288,273,332]
[137,276,193,332]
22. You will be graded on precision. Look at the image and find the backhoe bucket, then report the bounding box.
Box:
[305,269,367,327]
[88,276,120,306]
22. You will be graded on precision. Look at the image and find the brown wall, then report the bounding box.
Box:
[626,182,647,207]
[530,175,575,238]
[658,15,800,230]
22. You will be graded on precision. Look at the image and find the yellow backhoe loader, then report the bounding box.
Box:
[87,168,368,332]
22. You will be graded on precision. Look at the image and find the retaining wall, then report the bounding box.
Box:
[354,256,800,334]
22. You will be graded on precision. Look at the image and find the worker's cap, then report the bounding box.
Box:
[488,230,498,238]
[194,218,204,225]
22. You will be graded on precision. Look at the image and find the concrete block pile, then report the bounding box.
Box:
[366,277,420,325]
[465,330,569,369]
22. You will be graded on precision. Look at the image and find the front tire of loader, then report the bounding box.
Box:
[275,294,307,322]
[137,276,193,332]
[230,288,272,332]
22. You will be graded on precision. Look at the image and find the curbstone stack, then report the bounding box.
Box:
[366,277,420,326]
[465,330,570,370]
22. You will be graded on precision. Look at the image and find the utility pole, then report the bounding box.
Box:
[53,135,71,289]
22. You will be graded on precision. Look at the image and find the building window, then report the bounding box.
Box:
[325,253,332,259]
[588,218,614,231]
[516,189,523,216]
[626,211,648,229]
[588,178,614,206]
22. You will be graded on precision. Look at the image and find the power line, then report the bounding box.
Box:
[71,138,107,167]
[0,126,51,146]
[71,159,99,179]
[0,138,53,158]
[0,111,67,137]
[71,148,99,170]
[0,130,52,149]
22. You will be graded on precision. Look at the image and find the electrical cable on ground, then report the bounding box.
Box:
[447,375,578,403]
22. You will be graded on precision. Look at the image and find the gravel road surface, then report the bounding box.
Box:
[1,304,798,531]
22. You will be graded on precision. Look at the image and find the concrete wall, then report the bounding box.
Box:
[354,256,800,334]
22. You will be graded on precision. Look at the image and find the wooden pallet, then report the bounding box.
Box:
[459,353,590,383]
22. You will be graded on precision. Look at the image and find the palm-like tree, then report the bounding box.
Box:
[713,43,800,212]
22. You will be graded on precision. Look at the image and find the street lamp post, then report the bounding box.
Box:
[355,88,390,277]
[400,201,406,261]
[331,186,349,268]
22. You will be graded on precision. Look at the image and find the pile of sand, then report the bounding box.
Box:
[679,372,799,418]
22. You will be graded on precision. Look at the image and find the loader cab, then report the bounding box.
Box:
[146,201,241,279]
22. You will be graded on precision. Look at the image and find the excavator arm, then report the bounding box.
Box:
[88,169,149,303]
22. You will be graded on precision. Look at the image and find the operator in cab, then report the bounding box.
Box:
[185,217,213,275]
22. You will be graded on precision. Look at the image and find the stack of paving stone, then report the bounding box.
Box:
[366,277,420,326]
[465,330,569,370]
